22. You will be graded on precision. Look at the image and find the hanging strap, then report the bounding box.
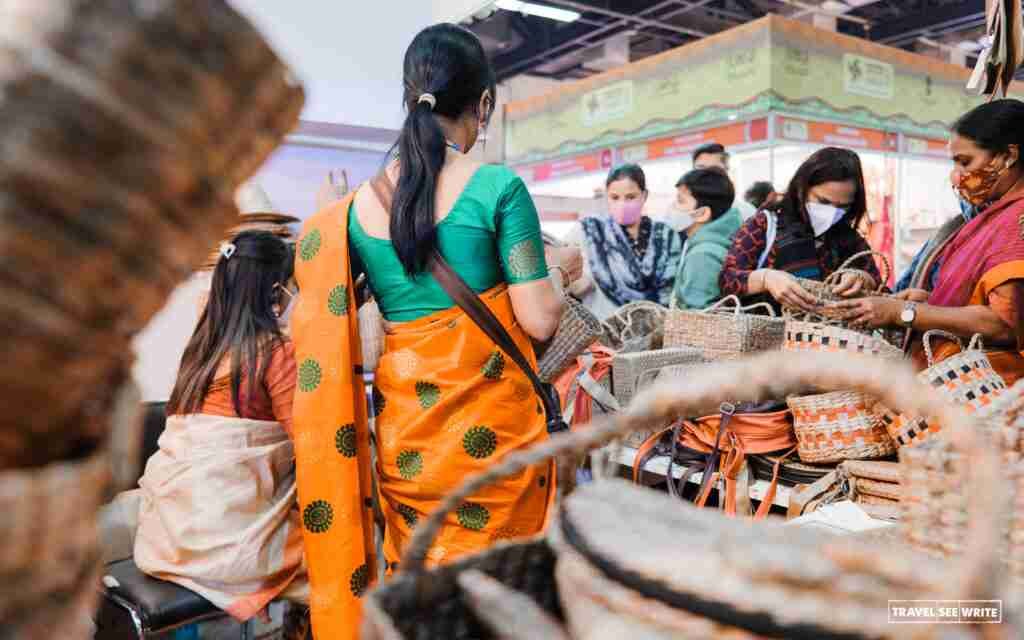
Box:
[370,173,568,435]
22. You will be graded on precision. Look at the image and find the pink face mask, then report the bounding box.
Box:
[610,199,644,226]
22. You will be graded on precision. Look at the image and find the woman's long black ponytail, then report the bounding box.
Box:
[390,23,496,275]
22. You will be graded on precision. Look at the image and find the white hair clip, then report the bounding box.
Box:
[219,241,236,260]
[417,93,437,110]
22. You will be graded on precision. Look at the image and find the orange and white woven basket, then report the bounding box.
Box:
[876,332,1007,448]
[788,390,897,464]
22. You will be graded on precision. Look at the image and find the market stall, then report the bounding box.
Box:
[504,14,1021,280]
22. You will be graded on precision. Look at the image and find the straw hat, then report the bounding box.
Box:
[234,180,300,223]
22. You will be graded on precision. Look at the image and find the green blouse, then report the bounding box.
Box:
[349,164,548,322]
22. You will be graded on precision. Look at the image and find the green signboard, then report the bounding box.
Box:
[504,15,1006,166]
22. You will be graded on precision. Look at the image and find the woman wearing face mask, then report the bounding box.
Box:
[835,100,1024,384]
[566,164,684,319]
[101,231,308,626]
[290,24,566,638]
[719,147,881,312]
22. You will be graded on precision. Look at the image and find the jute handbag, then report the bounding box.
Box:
[664,295,785,361]
[785,250,891,311]
[788,389,897,463]
[538,295,604,383]
[600,301,666,353]
[783,313,905,359]
[877,331,1008,448]
[365,351,1015,639]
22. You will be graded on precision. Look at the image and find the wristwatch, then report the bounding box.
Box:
[900,301,918,328]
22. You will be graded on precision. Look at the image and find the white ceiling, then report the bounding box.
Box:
[229,0,440,130]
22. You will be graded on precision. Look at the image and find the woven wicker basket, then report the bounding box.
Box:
[901,378,1024,579]
[855,478,902,501]
[610,346,704,408]
[366,351,1015,640]
[538,296,604,383]
[0,445,111,637]
[611,347,703,447]
[783,314,904,359]
[0,0,303,469]
[600,301,665,353]
[786,250,891,312]
[843,459,900,484]
[664,295,785,361]
[877,332,1007,448]
[788,390,898,463]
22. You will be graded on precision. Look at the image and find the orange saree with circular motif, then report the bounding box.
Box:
[291,193,555,639]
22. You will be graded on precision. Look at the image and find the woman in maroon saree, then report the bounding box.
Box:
[836,100,1024,384]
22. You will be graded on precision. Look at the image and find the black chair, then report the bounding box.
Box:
[94,402,242,639]
[95,559,239,638]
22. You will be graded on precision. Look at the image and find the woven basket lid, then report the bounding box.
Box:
[841,460,900,484]
[557,478,946,639]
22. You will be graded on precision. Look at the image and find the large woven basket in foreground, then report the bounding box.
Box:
[0,1,303,636]
[365,352,1017,639]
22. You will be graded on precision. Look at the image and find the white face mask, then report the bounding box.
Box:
[805,202,847,237]
[665,202,696,233]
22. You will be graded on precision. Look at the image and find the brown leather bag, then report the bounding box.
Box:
[633,401,796,519]
[368,173,568,435]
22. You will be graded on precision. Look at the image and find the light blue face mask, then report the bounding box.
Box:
[959,198,978,222]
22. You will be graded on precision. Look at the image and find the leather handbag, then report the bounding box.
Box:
[633,400,795,518]
[369,174,568,436]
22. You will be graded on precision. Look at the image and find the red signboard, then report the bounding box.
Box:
[525,149,613,183]
[620,118,769,164]
[777,117,897,153]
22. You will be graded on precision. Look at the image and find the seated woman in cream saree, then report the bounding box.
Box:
[101,231,307,622]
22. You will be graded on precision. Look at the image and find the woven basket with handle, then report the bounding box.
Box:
[901,374,1024,581]
[664,295,785,361]
[364,351,1015,639]
[600,301,666,353]
[786,250,891,311]
[538,295,604,383]
[783,312,905,360]
[788,389,897,463]
[877,331,1008,448]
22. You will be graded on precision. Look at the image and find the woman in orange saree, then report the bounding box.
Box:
[290,24,566,639]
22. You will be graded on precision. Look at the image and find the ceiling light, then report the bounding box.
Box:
[495,0,581,23]
[957,40,984,52]
[820,1,850,13]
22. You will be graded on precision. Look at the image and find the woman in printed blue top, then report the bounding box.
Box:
[566,164,684,319]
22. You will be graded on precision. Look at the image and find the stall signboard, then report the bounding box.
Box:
[519,149,614,183]
[504,15,1016,167]
[843,54,895,100]
[904,136,949,158]
[776,117,897,153]
[582,81,634,127]
[504,19,773,166]
[618,118,769,164]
